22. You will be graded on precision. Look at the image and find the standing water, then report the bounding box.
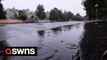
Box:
[0,21,84,60]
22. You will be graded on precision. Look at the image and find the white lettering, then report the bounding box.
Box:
[30,48,35,55]
[12,48,17,55]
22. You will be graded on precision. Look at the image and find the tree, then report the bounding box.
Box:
[73,13,83,20]
[62,11,74,21]
[49,8,75,21]
[98,0,107,20]
[67,11,74,20]
[83,0,96,20]
[49,8,60,21]
[0,1,6,19]
[83,0,107,20]
[62,11,69,20]
[36,4,46,20]
[18,10,24,15]
[58,10,63,21]
[18,13,27,21]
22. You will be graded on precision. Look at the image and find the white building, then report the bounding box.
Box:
[5,8,37,22]
[5,8,19,19]
[5,9,14,19]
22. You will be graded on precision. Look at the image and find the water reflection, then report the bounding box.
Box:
[51,27,62,35]
[80,21,107,60]
[51,23,81,36]
[38,30,45,38]
[63,25,73,32]
[37,30,45,50]
[74,23,81,29]
[51,25,74,35]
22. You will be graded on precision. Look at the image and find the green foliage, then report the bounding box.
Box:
[67,11,74,20]
[0,2,6,19]
[49,8,82,21]
[36,4,46,20]
[49,8,60,21]
[83,0,107,20]
[62,11,69,20]
[18,10,24,15]
[18,10,28,21]
[99,0,107,20]
[62,11,73,20]
[18,13,28,21]
[83,0,96,20]
[58,10,63,20]
[73,13,83,21]
[49,8,73,21]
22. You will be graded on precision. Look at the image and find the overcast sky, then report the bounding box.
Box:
[2,0,86,16]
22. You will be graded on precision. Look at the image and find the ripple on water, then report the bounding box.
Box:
[65,43,78,49]
[37,45,56,60]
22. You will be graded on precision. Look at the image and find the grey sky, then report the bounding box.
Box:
[2,0,86,16]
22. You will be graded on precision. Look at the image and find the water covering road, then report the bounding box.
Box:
[0,21,84,60]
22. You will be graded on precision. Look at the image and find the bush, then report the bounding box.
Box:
[18,13,28,21]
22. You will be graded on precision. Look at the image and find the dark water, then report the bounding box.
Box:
[0,22,84,60]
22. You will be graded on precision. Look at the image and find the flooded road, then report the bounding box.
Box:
[0,21,84,60]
